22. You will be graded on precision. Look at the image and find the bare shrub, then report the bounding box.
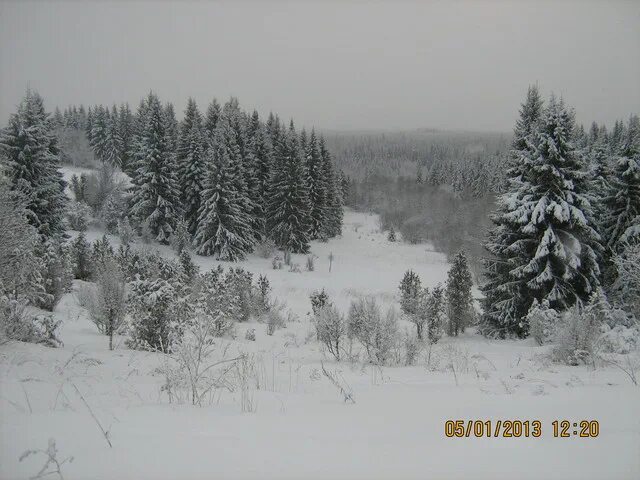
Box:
[20,438,73,480]
[347,297,398,365]
[85,260,127,350]
[160,316,241,406]
[313,305,346,361]
[244,328,256,341]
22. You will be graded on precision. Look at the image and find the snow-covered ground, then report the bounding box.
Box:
[1,209,639,480]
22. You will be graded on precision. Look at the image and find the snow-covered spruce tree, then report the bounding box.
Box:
[118,103,134,174]
[194,117,255,260]
[305,130,328,239]
[176,98,205,236]
[603,115,640,253]
[129,93,181,244]
[223,99,260,242]
[71,230,93,280]
[0,89,67,238]
[89,105,108,162]
[247,119,274,238]
[0,178,45,303]
[482,94,602,337]
[481,86,544,337]
[203,99,221,143]
[36,239,73,311]
[446,250,474,336]
[126,277,188,353]
[265,121,311,253]
[320,136,344,238]
[426,284,447,343]
[399,269,422,316]
[101,105,123,168]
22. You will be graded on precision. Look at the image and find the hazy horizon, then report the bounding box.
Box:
[1,0,639,132]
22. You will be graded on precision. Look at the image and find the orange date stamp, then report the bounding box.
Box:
[444,420,599,438]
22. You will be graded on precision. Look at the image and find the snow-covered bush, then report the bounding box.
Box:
[126,278,188,353]
[0,296,62,347]
[244,328,256,342]
[526,299,559,345]
[117,216,136,247]
[552,304,601,366]
[597,324,640,354]
[347,297,398,365]
[310,289,330,316]
[85,260,126,350]
[83,164,122,212]
[66,201,91,231]
[265,307,287,336]
[387,227,396,242]
[313,305,346,361]
[271,255,283,270]
[255,239,277,259]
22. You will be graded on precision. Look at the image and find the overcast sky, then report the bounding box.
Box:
[1,0,638,132]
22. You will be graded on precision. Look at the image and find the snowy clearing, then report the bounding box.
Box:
[1,209,638,480]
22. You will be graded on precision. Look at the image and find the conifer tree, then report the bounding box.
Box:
[305,130,328,239]
[603,115,640,252]
[176,98,205,235]
[129,93,181,244]
[320,136,343,237]
[0,89,67,238]
[481,86,545,336]
[194,117,255,260]
[483,96,602,337]
[446,251,474,336]
[203,99,221,142]
[265,121,311,253]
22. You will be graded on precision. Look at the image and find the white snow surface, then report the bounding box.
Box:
[1,209,639,480]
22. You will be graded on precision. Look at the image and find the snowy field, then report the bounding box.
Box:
[1,209,639,480]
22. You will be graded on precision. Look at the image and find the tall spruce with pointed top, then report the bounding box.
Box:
[176,98,205,236]
[320,136,343,237]
[446,251,474,336]
[486,96,602,337]
[305,130,328,239]
[203,99,221,143]
[194,116,255,260]
[265,121,311,253]
[129,93,180,244]
[603,115,640,252]
[481,86,545,336]
[0,89,67,238]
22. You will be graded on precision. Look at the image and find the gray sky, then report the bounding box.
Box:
[1,0,638,132]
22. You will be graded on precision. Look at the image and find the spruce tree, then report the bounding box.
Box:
[481,86,545,336]
[194,117,255,260]
[0,89,67,238]
[203,99,221,142]
[320,136,343,237]
[446,251,474,336]
[485,97,602,337]
[265,121,311,253]
[129,92,181,244]
[603,115,640,252]
[305,130,328,239]
[176,98,205,235]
